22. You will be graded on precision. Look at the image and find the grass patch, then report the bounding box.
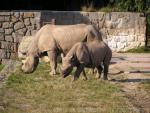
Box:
[0,62,135,113]
[141,81,150,96]
[125,46,150,53]
[0,64,4,71]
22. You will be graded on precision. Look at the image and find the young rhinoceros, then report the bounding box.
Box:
[61,40,112,81]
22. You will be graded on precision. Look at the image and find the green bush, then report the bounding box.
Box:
[115,0,149,12]
[81,0,149,12]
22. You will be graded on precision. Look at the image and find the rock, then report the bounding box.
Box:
[111,12,118,22]
[27,25,35,31]
[138,35,145,42]
[14,21,25,30]
[128,29,135,35]
[23,12,34,18]
[6,52,11,59]
[15,28,27,35]
[30,18,36,25]
[24,18,30,26]
[25,30,31,36]
[14,12,20,18]
[117,42,126,49]
[0,12,10,16]
[120,36,127,43]
[0,16,5,22]
[0,33,4,41]
[35,24,41,30]
[1,41,12,50]
[2,22,13,28]
[11,16,18,23]
[12,32,24,43]
[5,28,13,35]
[127,36,135,42]
[111,42,117,48]
[0,28,4,33]
[5,35,13,42]
[0,49,6,59]
[4,16,10,21]
[114,36,120,42]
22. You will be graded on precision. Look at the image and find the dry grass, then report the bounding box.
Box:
[0,62,136,113]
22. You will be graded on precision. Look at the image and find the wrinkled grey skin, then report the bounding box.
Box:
[21,24,102,75]
[61,40,112,81]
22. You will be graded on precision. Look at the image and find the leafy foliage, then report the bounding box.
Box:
[81,0,149,12]
[115,0,149,12]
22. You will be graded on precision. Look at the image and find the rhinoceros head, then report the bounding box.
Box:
[21,55,39,73]
[61,54,74,78]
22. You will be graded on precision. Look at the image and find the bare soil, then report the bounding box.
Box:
[109,53,150,113]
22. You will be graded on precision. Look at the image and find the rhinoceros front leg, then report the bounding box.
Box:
[82,69,88,80]
[73,65,84,81]
[47,50,57,76]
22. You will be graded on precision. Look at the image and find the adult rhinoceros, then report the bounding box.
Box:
[21,24,102,75]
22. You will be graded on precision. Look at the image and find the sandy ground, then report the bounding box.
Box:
[109,53,150,113]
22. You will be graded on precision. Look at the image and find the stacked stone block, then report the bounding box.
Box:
[0,12,41,62]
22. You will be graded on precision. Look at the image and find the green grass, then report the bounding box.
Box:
[0,62,135,113]
[0,64,4,71]
[125,46,150,53]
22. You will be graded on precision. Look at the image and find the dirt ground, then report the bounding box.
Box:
[109,53,150,113]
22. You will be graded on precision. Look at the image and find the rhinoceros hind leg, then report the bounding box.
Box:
[96,65,103,79]
[82,69,88,80]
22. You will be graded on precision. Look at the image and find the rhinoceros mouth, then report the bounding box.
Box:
[61,67,73,78]
[62,71,70,78]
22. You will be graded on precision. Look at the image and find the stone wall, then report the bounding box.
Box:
[41,11,146,52]
[0,11,40,62]
[0,11,146,62]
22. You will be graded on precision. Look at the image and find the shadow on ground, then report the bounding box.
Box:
[110,78,150,83]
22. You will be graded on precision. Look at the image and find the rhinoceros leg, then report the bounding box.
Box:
[82,69,88,80]
[73,65,84,81]
[103,64,108,80]
[47,50,57,76]
[96,65,103,79]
